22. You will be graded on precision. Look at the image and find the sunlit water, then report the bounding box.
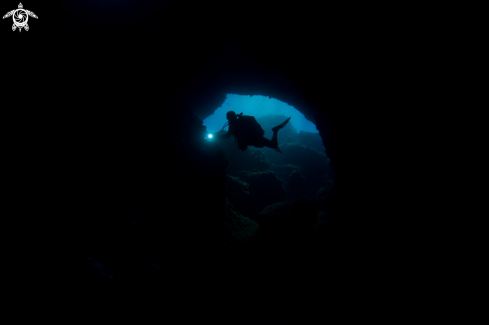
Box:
[203,94,318,134]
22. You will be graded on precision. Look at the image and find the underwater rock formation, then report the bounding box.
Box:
[269,164,304,183]
[216,136,270,176]
[225,175,257,219]
[257,199,318,236]
[265,141,330,174]
[238,170,287,216]
[263,141,332,199]
[312,211,339,234]
[223,198,260,252]
[314,173,335,213]
[296,130,326,154]
[287,170,308,200]
[268,164,308,199]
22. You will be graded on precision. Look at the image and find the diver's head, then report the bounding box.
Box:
[226,111,237,122]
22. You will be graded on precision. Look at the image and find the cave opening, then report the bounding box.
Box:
[201,93,336,224]
[203,94,319,134]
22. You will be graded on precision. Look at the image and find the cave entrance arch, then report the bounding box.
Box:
[203,94,319,135]
[201,93,336,221]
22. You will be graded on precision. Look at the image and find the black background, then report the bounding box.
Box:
[2,0,482,322]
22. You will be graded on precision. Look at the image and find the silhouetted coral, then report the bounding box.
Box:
[224,198,260,249]
[286,170,308,200]
[225,175,259,219]
[312,211,339,234]
[268,163,308,200]
[257,199,318,236]
[315,173,335,212]
[262,141,332,198]
[238,170,287,215]
[215,134,270,176]
[269,164,304,183]
[296,130,326,153]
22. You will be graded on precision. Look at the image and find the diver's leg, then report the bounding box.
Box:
[270,131,278,148]
[254,134,277,149]
[270,132,283,153]
[251,135,282,153]
[249,137,272,148]
[271,117,291,132]
[250,136,282,153]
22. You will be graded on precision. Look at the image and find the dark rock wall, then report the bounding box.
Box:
[3,0,454,323]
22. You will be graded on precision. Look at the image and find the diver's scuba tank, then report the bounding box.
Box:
[221,112,243,130]
[221,112,244,149]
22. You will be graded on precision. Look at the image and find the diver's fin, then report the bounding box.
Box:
[274,147,283,154]
[272,117,291,132]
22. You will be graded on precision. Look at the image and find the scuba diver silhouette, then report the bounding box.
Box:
[213,111,291,153]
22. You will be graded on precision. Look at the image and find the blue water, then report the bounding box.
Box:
[203,94,318,134]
